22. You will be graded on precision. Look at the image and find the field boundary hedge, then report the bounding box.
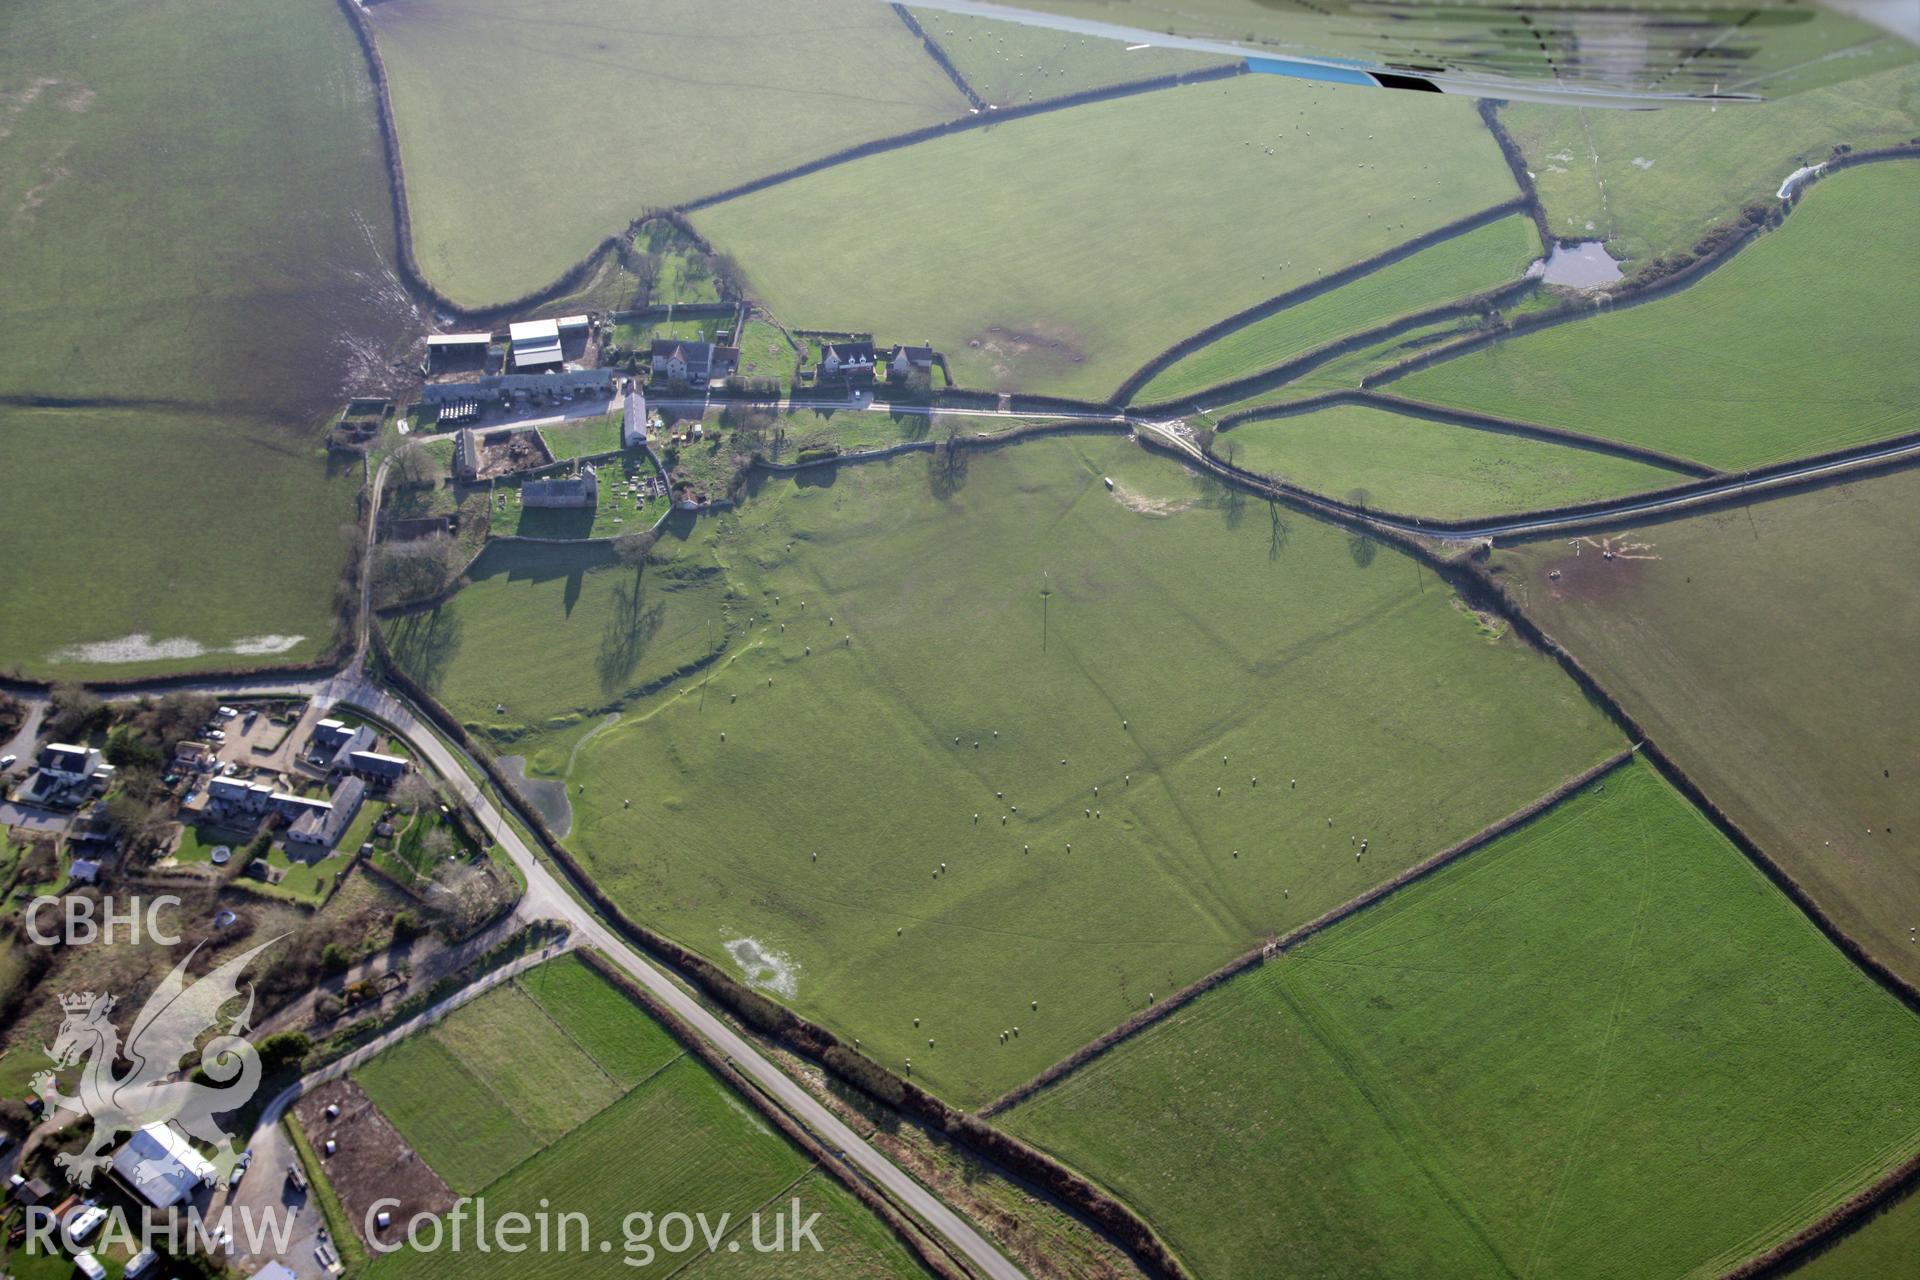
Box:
[571,948,972,1280]
[369,627,1195,1279]
[891,3,986,111]
[1124,280,1530,419]
[679,64,1246,216]
[1227,387,1717,475]
[1722,1150,1920,1278]
[1361,151,1920,392]
[1479,100,1553,247]
[1212,393,1920,537]
[1111,197,1531,404]
[979,748,1636,1116]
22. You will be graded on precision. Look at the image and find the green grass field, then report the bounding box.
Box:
[363,954,924,1279]
[909,8,1234,104]
[541,434,1620,1104]
[1492,465,1920,987]
[1136,214,1540,406]
[384,526,732,767]
[1394,163,1920,469]
[1004,760,1920,1280]
[368,0,968,306]
[1503,64,1920,269]
[0,409,361,678]
[737,318,800,384]
[1221,402,1686,518]
[692,75,1519,400]
[0,0,415,677]
[355,956,683,1192]
[542,415,624,460]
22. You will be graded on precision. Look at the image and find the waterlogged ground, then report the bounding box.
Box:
[0,0,425,676]
[533,435,1624,1104]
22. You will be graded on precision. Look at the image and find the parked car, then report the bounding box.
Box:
[0,754,15,771]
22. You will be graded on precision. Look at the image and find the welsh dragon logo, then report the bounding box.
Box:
[34,937,281,1188]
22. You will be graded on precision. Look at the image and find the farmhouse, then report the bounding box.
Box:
[523,463,599,509]
[111,1123,216,1209]
[649,340,738,388]
[307,718,375,770]
[819,340,876,383]
[287,776,366,852]
[509,318,564,370]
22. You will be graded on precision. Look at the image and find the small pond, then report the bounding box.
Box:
[1529,241,1623,288]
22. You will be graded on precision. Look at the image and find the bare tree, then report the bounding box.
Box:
[388,440,435,489]
[371,535,462,609]
[613,528,658,567]
[389,770,443,814]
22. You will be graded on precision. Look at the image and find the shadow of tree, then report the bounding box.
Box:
[385,606,464,691]
[928,430,970,500]
[1268,500,1291,561]
[597,562,666,696]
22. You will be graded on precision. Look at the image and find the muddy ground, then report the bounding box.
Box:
[295,1077,455,1251]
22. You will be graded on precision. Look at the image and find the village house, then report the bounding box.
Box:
[818,339,877,384]
[344,750,409,786]
[205,775,276,819]
[307,718,375,771]
[14,743,114,807]
[286,776,366,853]
[172,739,216,772]
[887,343,937,381]
[523,463,599,509]
[37,743,108,789]
[649,340,738,388]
